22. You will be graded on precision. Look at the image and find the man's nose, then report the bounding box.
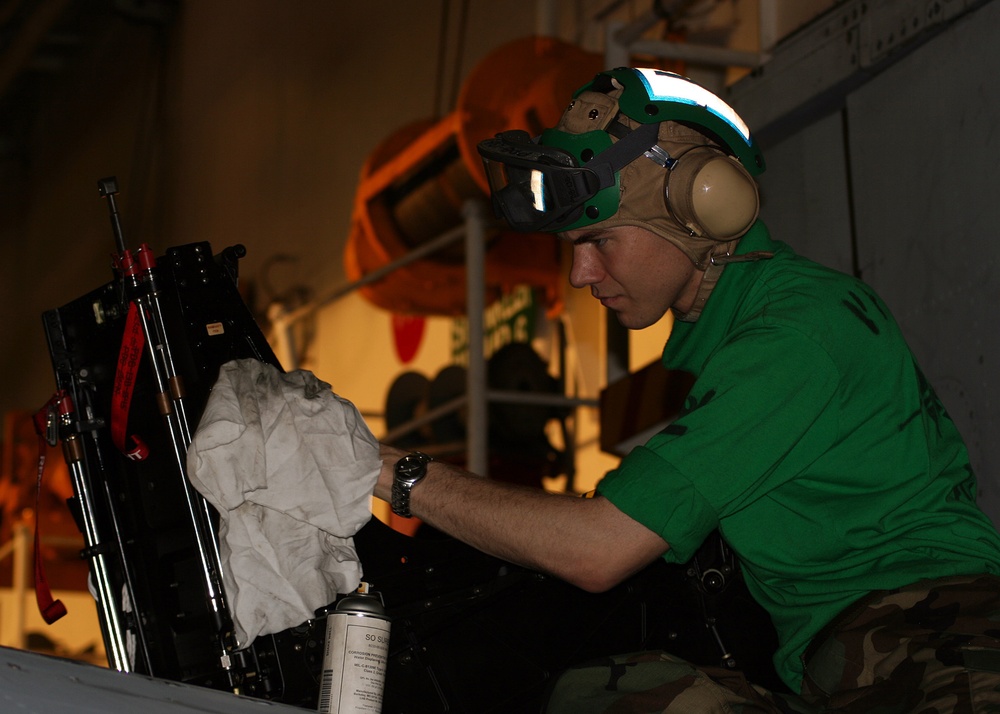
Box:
[569,245,602,289]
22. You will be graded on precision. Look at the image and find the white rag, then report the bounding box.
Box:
[186,358,380,648]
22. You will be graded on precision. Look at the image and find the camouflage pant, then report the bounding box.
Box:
[544,574,1000,713]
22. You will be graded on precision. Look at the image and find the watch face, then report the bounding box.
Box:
[396,453,429,483]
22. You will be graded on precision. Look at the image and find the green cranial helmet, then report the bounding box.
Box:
[477,67,765,237]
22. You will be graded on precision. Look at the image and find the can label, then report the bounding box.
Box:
[318,613,390,713]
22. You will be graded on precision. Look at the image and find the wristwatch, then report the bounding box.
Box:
[391,451,432,518]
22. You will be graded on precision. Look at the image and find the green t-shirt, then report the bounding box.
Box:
[596,222,1000,691]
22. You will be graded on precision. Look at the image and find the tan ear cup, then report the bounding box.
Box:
[665,146,760,241]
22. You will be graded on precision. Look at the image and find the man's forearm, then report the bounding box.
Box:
[377,444,669,592]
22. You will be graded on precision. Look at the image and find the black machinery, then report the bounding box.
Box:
[36,178,782,712]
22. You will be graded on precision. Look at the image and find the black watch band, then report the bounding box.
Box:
[391,451,432,518]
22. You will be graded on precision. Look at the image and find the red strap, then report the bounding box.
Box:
[33,524,67,624]
[111,302,149,461]
[31,400,67,625]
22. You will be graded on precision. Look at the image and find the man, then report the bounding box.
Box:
[375,68,1000,711]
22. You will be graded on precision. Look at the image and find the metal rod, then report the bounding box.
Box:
[536,0,558,37]
[136,248,192,444]
[627,37,764,68]
[65,452,132,671]
[280,222,469,327]
[604,19,631,69]
[12,522,28,650]
[464,200,488,477]
[381,395,467,445]
[487,389,599,408]
[379,389,597,446]
[97,177,128,255]
[81,397,152,673]
[611,6,665,47]
[604,11,767,71]
[758,0,778,55]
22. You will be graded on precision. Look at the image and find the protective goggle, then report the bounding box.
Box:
[478,130,606,233]
[478,121,660,233]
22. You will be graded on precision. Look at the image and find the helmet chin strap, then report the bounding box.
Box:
[675,245,774,323]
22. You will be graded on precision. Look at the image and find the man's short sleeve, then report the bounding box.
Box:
[597,325,840,562]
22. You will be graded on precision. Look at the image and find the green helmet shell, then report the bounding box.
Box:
[602,67,765,174]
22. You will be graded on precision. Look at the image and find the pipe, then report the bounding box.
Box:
[464,199,488,477]
[536,0,558,37]
[286,223,467,328]
[12,521,28,650]
[758,0,778,55]
[627,37,763,67]
[604,2,768,71]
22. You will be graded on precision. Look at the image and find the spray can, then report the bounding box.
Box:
[317,583,391,714]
